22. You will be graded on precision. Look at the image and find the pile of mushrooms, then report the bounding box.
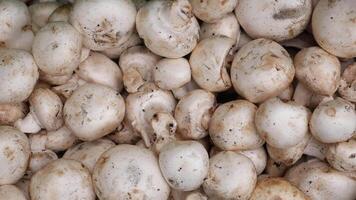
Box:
[0,0,355,199]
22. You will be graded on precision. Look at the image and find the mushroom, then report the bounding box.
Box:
[312,0,356,58]
[190,0,238,23]
[30,159,96,200]
[93,144,170,200]
[32,21,82,76]
[281,32,317,50]
[70,0,137,51]
[45,126,77,151]
[326,139,356,172]
[159,140,209,191]
[303,136,328,160]
[265,158,288,177]
[310,98,356,143]
[28,1,61,32]
[48,4,71,22]
[136,0,200,58]
[209,100,264,151]
[0,48,39,104]
[190,36,234,92]
[293,82,334,109]
[63,139,115,173]
[101,32,142,59]
[154,58,191,91]
[63,83,125,141]
[0,185,27,200]
[255,98,310,148]
[14,88,63,133]
[0,126,30,185]
[171,189,208,200]
[106,117,141,144]
[39,72,73,86]
[278,85,294,101]
[338,62,356,103]
[175,89,216,139]
[0,103,27,126]
[15,179,31,200]
[230,38,295,103]
[27,150,58,175]
[235,0,312,41]
[171,79,200,100]
[203,151,257,200]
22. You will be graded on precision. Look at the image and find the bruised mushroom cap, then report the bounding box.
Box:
[136,0,200,58]
[190,0,238,23]
[230,38,295,103]
[63,139,115,173]
[0,185,27,200]
[70,0,137,51]
[175,89,216,140]
[48,4,72,23]
[93,144,170,200]
[0,126,30,185]
[338,63,356,103]
[312,0,356,58]
[310,98,356,143]
[209,100,264,151]
[159,140,209,191]
[64,83,125,141]
[203,151,257,200]
[249,177,309,200]
[190,36,234,92]
[28,150,58,174]
[294,46,341,96]
[0,48,39,104]
[32,21,82,76]
[236,0,312,42]
[30,159,96,200]
[0,103,27,125]
[326,139,356,172]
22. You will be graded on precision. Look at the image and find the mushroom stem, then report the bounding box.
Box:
[150,112,177,152]
[14,109,43,133]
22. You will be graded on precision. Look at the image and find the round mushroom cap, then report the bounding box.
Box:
[239,147,268,175]
[236,0,312,41]
[32,21,82,76]
[28,150,58,174]
[312,0,356,58]
[326,139,356,172]
[64,83,125,141]
[0,126,30,185]
[230,38,295,103]
[338,63,356,103]
[136,0,200,58]
[255,98,310,148]
[190,0,238,23]
[30,159,95,200]
[203,151,257,200]
[294,46,341,96]
[93,144,170,200]
[45,126,77,151]
[29,2,61,31]
[0,48,39,104]
[310,98,356,143]
[209,100,264,151]
[159,140,209,191]
[0,185,27,200]
[70,0,137,51]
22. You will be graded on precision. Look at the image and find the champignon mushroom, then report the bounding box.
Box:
[293,82,334,109]
[171,79,200,100]
[326,139,356,172]
[27,149,58,175]
[48,4,72,22]
[39,72,73,86]
[190,0,238,23]
[28,1,61,32]
[338,62,356,103]
[101,32,142,59]
[45,126,77,151]
[303,136,328,160]
[0,103,27,126]
[106,117,141,144]
[278,85,294,101]
[266,158,288,177]
[0,185,27,200]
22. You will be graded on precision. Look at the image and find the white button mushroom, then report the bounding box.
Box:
[0,103,27,126]
[326,139,356,172]
[70,0,137,51]
[338,63,356,103]
[30,159,96,200]
[292,82,334,109]
[100,32,142,59]
[27,149,58,175]
[63,83,125,141]
[106,117,141,144]
[48,4,71,23]
[93,144,170,200]
[277,85,295,101]
[230,38,295,103]
[136,0,200,58]
[171,79,200,100]
[266,158,288,177]
[15,179,30,200]
[236,0,312,41]
[39,72,73,86]
[303,136,328,160]
[45,126,77,151]
[190,0,238,23]
[28,2,61,33]
[0,185,27,200]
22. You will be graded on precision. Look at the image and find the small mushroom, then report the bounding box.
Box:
[278,85,294,101]
[338,62,356,103]
[190,0,238,23]
[27,150,58,175]
[0,103,27,126]
[293,82,334,109]
[0,185,27,200]
[45,126,77,151]
[326,139,356,172]
[39,72,73,86]
[106,117,141,144]
[171,80,200,100]
[28,2,61,32]
[303,136,328,160]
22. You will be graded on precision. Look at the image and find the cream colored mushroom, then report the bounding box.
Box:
[338,63,356,103]
[278,85,294,101]
[266,158,288,177]
[106,117,141,144]
[39,72,73,86]
[45,126,77,151]
[326,139,356,172]
[190,0,238,23]
[171,80,200,100]
[303,136,328,160]
[0,185,27,200]
[48,4,71,22]
[28,2,61,32]
[293,82,334,109]
[136,0,199,58]
[27,150,58,175]
[15,179,30,200]
[0,103,27,126]
[101,32,142,59]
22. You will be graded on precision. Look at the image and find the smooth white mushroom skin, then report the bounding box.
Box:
[239,147,268,175]
[236,0,312,42]
[93,145,170,200]
[312,0,356,58]
[70,0,137,51]
[230,38,295,103]
[30,159,96,200]
[293,82,333,109]
[0,185,27,200]
[64,83,125,141]
[159,140,209,191]
[326,139,356,172]
[190,0,238,23]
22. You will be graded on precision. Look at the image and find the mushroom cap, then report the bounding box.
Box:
[159,140,209,191]
[64,83,125,141]
[209,100,264,151]
[326,139,356,172]
[230,38,295,103]
[294,46,341,96]
[0,103,27,126]
[48,4,72,23]
[338,63,356,103]
[190,0,238,23]
[255,98,310,148]
[310,98,356,143]
[32,21,82,76]
[101,32,142,59]
[39,72,72,85]
[28,150,58,174]
[45,126,77,151]
[203,151,257,200]
[0,126,30,185]
[70,0,137,51]
[93,144,170,200]
[0,185,27,200]
[239,147,268,175]
[312,0,356,58]
[30,159,95,200]
[190,36,234,92]
[136,0,200,58]
[29,2,61,30]
[63,139,115,173]
[236,0,312,42]
[15,179,30,200]
[0,48,39,104]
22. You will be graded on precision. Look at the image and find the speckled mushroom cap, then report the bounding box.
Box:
[326,139,356,172]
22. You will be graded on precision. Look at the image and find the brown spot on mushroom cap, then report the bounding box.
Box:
[273,7,304,20]
[4,146,15,161]
[325,107,336,117]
